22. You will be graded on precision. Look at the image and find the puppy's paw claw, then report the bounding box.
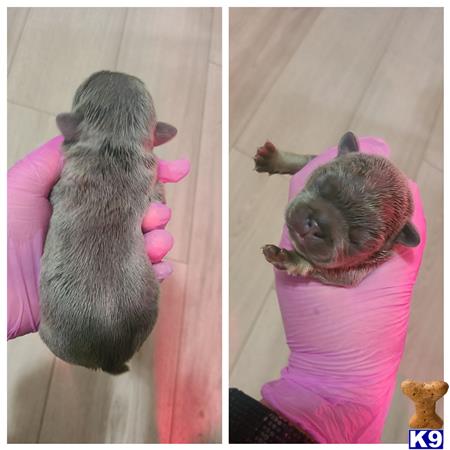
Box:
[262,244,288,264]
[254,141,279,173]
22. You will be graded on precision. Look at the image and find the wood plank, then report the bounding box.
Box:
[424,102,443,170]
[235,8,402,157]
[209,8,221,65]
[7,7,29,70]
[388,8,443,64]
[117,8,213,264]
[7,334,55,443]
[229,7,320,146]
[230,289,288,400]
[229,148,289,367]
[7,103,57,168]
[8,7,126,114]
[39,261,187,443]
[350,9,443,179]
[151,261,189,444]
[168,62,221,443]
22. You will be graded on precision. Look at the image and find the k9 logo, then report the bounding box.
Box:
[409,430,443,449]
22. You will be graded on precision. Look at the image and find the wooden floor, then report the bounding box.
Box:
[7,7,221,443]
[229,7,443,443]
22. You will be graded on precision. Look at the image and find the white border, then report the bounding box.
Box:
[3,2,447,448]
[443,5,448,446]
[3,0,448,6]
[1,2,7,448]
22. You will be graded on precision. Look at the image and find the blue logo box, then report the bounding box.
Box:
[409,429,443,449]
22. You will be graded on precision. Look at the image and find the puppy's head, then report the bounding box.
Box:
[56,71,176,147]
[285,132,420,269]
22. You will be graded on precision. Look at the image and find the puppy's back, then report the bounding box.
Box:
[39,139,159,373]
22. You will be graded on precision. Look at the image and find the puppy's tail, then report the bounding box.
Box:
[102,363,130,375]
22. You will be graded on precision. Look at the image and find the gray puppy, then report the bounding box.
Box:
[39,71,177,374]
[255,132,420,287]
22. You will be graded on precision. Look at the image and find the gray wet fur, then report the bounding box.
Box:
[39,71,176,374]
[255,132,420,287]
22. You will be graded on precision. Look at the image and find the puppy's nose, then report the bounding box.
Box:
[290,211,321,238]
[299,216,320,237]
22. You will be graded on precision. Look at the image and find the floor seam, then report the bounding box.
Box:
[347,10,405,129]
[231,9,322,149]
[230,286,274,375]
[113,8,129,70]
[7,100,56,117]
[7,8,31,76]
[36,357,56,443]
[421,99,443,173]
[422,158,443,173]
[233,146,253,159]
[184,13,215,269]
[168,12,215,441]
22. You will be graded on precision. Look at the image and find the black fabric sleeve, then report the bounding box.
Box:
[229,388,317,444]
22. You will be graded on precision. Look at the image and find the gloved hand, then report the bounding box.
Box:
[7,135,190,340]
[261,137,426,443]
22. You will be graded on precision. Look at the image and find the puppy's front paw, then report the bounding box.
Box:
[262,245,313,276]
[285,257,312,277]
[254,141,280,174]
[262,244,289,269]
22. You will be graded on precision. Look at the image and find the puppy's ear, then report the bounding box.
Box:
[338,131,359,156]
[395,221,420,247]
[154,122,177,146]
[56,112,82,142]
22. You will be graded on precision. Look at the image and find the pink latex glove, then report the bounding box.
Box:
[7,136,190,340]
[261,137,426,443]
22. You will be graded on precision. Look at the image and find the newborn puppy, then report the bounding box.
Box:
[39,71,177,374]
[255,132,420,286]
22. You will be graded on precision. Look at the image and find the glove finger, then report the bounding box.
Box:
[142,202,171,233]
[144,229,174,263]
[9,136,64,198]
[157,158,190,183]
[152,261,173,282]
